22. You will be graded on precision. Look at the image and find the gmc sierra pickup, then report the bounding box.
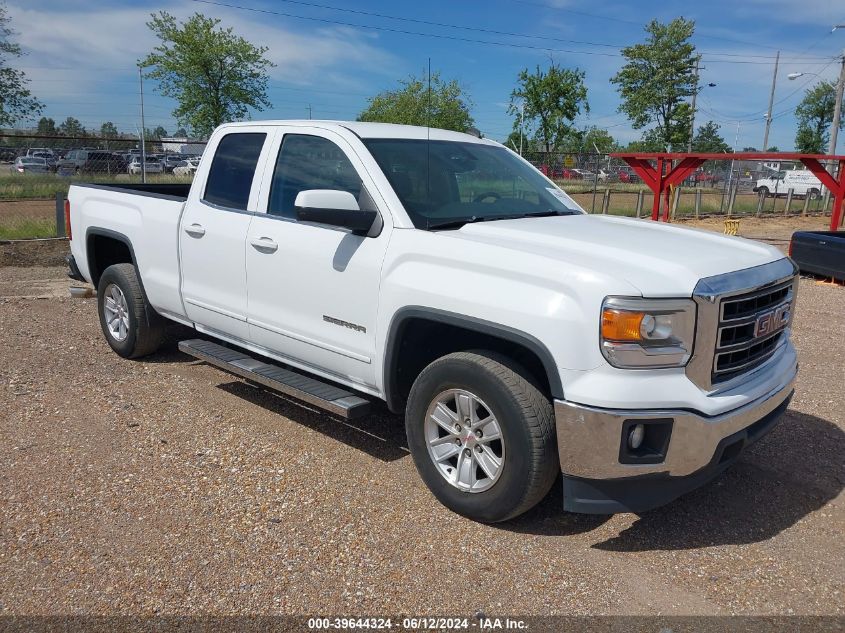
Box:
[66,121,799,522]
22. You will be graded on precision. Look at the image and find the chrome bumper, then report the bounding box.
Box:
[554,366,797,480]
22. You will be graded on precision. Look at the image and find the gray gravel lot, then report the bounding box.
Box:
[0,264,842,617]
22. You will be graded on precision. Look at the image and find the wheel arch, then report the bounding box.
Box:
[382,307,564,413]
[85,227,159,327]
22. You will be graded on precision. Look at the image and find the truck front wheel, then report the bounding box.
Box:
[97,263,164,359]
[405,351,559,523]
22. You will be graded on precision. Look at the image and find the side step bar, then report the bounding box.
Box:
[178,339,371,419]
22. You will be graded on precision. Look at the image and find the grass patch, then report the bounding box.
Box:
[0,218,57,240]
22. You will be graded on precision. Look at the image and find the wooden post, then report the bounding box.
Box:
[601,188,610,214]
[802,192,811,216]
[694,188,701,219]
[756,191,766,217]
[55,191,65,238]
[635,189,644,218]
[670,186,681,220]
[785,188,794,216]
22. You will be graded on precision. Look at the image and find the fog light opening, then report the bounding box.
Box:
[628,423,645,450]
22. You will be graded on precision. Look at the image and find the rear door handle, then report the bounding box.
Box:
[184,223,206,238]
[250,236,278,253]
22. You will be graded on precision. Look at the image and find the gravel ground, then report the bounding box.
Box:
[0,255,843,617]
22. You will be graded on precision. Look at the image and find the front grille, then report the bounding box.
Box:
[712,279,794,384]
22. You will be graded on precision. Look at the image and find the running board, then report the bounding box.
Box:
[178,339,371,419]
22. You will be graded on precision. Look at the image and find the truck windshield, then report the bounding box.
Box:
[363,139,583,230]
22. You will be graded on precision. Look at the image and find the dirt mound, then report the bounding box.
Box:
[0,238,69,267]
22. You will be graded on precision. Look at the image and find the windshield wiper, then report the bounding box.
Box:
[427,210,572,231]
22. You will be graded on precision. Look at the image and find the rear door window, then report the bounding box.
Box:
[204,133,267,210]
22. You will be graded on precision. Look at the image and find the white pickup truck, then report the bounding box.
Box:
[66,121,798,522]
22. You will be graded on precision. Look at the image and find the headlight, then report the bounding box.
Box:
[600,297,696,368]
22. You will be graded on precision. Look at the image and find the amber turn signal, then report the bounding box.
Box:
[601,309,645,341]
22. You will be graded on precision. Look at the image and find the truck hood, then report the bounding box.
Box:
[447,214,785,296]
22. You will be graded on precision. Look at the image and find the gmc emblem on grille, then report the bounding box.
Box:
[754,303,790,338]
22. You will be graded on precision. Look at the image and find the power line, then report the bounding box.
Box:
[497,0,834,56]
[185,0,829,65]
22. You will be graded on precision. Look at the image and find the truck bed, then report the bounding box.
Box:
[790,231,845,281]
[75,182,191,200]
[67,181,189,321]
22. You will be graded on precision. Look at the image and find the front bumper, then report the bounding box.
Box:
[554,366,796,514]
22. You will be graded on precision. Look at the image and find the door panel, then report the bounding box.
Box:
[180,202,253,339]
[179,131,269,340]
[246,130,390,387]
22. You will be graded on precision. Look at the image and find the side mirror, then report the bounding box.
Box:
[294,189,376,236]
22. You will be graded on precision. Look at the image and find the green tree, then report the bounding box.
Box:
[508,61,588,153]
[582,126,617,153]
[611,18,697,151]
[59,116,85,137]
[174,127,188,138]
[140,12,274,138]
[152,125,168,139]
[358,72,474,132]
[100,121,118,138]
[691,121,731,153]
[0,3,43,126]
[37,117,56,135]
[794,81,842,153]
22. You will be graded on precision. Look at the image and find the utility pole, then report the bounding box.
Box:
[307,104,312,120]
[763,50,779,152]
[138,66,147,184]
[828,50,845,156]
[687,55,701,153]
[518,100,525,155]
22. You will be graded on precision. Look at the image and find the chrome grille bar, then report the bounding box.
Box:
[687,259,798,392]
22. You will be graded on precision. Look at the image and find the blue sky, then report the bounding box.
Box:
[6,0,845,151]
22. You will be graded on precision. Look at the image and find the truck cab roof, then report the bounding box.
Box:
[218,120,494,144]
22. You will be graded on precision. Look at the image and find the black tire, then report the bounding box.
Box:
[405,351,558,523]
[808,188,820,200]
[97,263,165,359]
[758,186,770,196]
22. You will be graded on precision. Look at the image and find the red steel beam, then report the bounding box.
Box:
[800,158,845,230]
[613,152,845,229]
[619,156,706,221]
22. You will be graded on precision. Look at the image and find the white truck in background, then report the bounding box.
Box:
[754,169,823,198]
[65,121,799,522]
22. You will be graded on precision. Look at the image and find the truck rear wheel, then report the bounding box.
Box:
[405,351,558,523]
[97,263,164,359]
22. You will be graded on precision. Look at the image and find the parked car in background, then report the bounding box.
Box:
[162,154,187,173]
[57,150,126,175]
[25,147,54,158]
[616,169,640,184]
[551,167,580,180]
[693,171,719,186]
[597,169,618,183]
[173,156,200,177]
[127,156,163,175]
[13,156,49,174]
[30,151,57,172]
[572,168,597,182]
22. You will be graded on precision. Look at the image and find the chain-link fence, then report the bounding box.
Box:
[0,133,206,239]
[0,139,837,240]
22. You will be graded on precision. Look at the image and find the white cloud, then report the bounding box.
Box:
[5,0,400,124]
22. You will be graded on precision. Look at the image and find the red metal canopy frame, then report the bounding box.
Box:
[610,152,845,231]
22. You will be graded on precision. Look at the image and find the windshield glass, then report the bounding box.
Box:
[363,139,583,229]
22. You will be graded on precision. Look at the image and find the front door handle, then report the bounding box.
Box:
[184,223,206,238]
[250,236,278,253]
